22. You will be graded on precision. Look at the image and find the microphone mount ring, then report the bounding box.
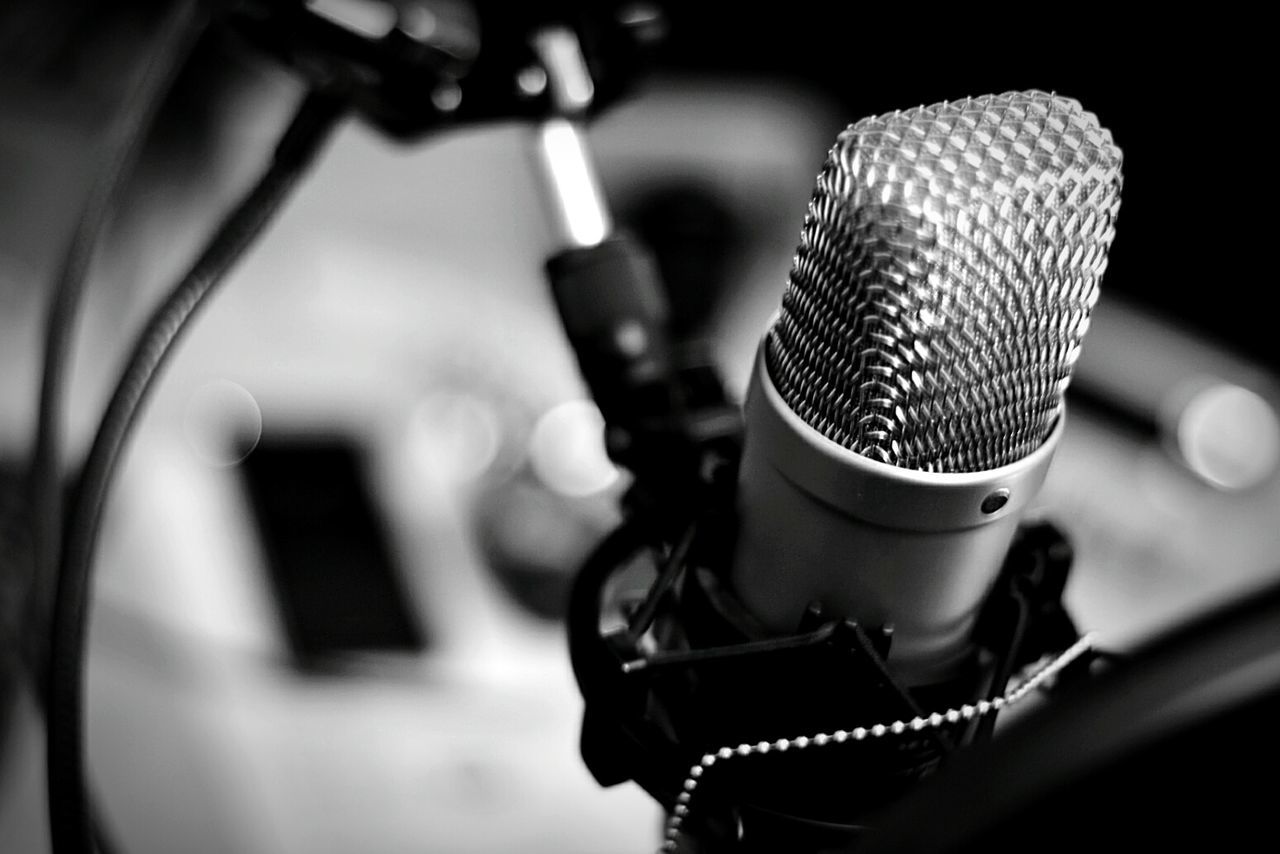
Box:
[569,510,1093,853]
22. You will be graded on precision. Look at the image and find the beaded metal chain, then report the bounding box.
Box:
[659,633,1096,852]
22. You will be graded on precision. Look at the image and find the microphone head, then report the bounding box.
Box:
[767,90,1123,473]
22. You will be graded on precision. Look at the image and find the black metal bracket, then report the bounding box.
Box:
[545,234,743,543]
[226,0,666,138]
[568,513,1088,851]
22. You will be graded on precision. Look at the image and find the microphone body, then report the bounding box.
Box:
[729,90,1122,683]
[732,347,1062,683]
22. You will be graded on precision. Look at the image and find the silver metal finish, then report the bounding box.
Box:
[729,91,1123,679]
[767,90,1123,472]
[526,27,611,249]
[733,348,1062,677]
[532,26,596,114]
[529,118,613,249]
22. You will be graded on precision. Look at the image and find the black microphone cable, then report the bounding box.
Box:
[24,0,211,688]
[45,85,347,854]
[19,4,210,854]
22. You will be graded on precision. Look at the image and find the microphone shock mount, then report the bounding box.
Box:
[568,505,1097,853]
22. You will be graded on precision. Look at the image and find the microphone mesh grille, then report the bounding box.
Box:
[767,90,1123,472]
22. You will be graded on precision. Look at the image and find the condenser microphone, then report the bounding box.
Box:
[568,90,1125,853]
[729,90,1124,685]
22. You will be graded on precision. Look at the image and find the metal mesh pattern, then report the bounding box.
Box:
[766,90,1123,472]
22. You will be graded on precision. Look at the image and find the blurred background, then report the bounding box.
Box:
[0,2,1275,853]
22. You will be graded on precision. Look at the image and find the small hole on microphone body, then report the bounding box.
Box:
[981,489,1010,514]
